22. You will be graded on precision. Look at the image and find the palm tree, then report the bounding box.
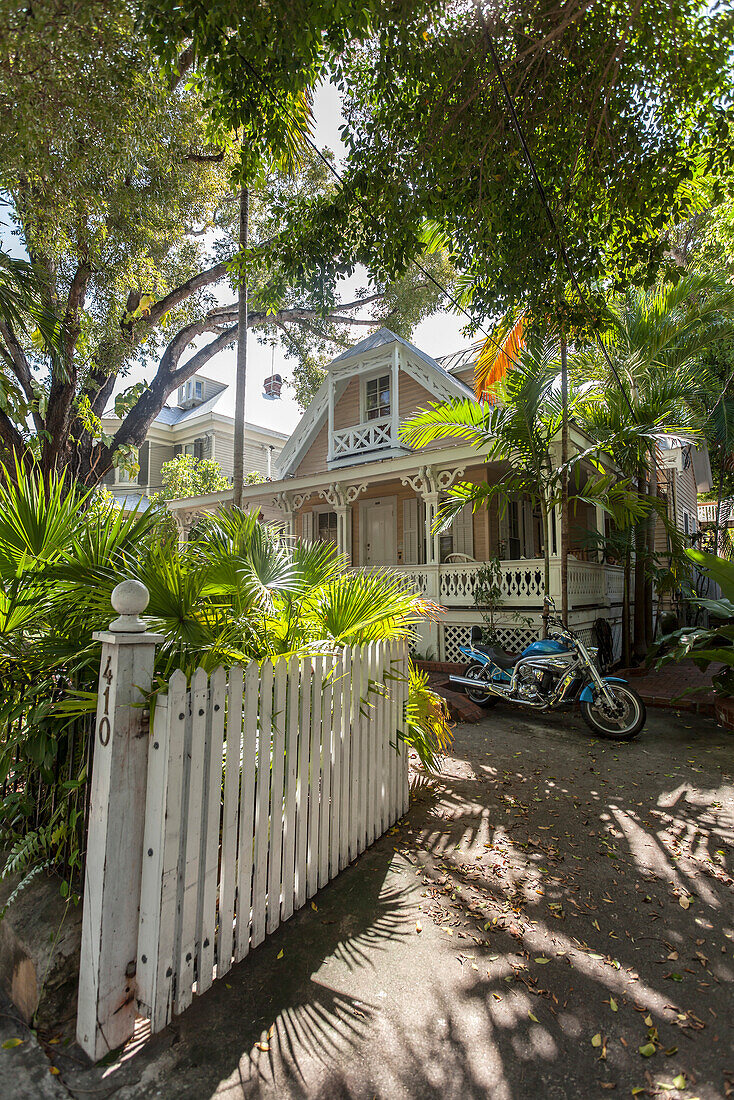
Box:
[579,368,701,662]
[1,464,449,901]
[402,336,642,619]
[580,270,734,656]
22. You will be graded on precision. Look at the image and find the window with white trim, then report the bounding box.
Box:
[365,374,390,420]
[318,511,338,545]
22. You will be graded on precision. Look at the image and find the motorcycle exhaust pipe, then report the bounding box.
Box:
[449,674,515,699]
[448,674,551,709]
[449,673,500,691]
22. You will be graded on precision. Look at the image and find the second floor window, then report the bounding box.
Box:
[365,374,390,420]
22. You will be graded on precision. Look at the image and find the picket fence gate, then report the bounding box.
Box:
[76,581,411,1061]
[138,642,409,1036]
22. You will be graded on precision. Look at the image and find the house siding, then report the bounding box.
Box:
[399,374,464,451]
[333,377,361,430]
[147,442,176,493]
[293,422,329,478]
[212,434,282,481]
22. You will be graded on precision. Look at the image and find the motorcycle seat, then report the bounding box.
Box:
[473,643,518,669]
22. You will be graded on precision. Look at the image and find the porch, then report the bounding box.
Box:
[363,557,625,662]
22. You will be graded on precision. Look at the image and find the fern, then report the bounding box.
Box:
[0,825,54,920]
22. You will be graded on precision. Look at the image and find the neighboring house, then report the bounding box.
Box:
[698,497,734,542]
[100,373,289,508]
[655,438,710,548]
[166,328,629,661]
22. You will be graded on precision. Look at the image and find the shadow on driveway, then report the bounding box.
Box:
[53,707,733,1100]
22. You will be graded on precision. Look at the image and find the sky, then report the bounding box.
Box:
[174,80,469,434]
[1,81,470,437]
[188,80,468,433]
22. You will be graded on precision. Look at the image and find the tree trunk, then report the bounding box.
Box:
[232,182,250,508]
[715,452,725,555]
[560,329,569,625]
[541,498,551,637]
[644,461,657,648]
[633,461,647,661]
[622,538,632,667]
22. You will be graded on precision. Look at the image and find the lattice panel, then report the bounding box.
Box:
[492,625,538,653]
[442,622,538,662]
[442,625,472,663]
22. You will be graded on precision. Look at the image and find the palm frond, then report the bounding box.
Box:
[475,312,525,399]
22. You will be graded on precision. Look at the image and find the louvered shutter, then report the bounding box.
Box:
[301,511,314,541]
[453,501,474,558]
[403,498,419,564]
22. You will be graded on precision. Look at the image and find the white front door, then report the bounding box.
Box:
[363,500,395,566]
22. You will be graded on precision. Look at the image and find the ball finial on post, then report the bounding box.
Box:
[109,579,150,633]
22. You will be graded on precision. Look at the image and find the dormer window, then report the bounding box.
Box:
[195,380,202,398]
[365,374,390,421]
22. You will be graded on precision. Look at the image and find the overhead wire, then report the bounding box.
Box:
[234,51,526,374]
[474,4,637,417]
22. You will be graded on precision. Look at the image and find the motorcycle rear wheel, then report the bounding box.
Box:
[580,683,645,740]
[464,662,498,707]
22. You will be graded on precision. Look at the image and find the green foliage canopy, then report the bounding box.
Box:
[264,0,734,328]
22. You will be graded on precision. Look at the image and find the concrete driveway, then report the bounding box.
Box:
[9,705,734,1100]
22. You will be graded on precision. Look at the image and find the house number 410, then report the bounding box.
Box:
[98,655,113,746]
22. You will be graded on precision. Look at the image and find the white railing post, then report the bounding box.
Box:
[77,580,163,1062]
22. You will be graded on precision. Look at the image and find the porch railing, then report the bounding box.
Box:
[332,418,392,458]
[358,559,624,609]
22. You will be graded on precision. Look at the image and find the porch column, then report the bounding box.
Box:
[336,505,350,557]
[173,513,188,546]
[391,342,400,449]
[320,483,365,564]
[401,467,440,599]
[425,492,441,565]
[594,502,606,562]
[272,492,295,536]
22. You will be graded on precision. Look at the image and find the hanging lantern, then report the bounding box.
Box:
[263,373,282,398]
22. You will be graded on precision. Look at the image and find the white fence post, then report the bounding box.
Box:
[77,580,163,1062]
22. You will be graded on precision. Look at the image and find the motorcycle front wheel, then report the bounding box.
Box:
[580,683,645,740]
[464,662,498,707]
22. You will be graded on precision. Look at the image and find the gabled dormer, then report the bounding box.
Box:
[177,373,227,410]
[278,328,473,477]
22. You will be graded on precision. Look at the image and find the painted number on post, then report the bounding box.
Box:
[99,655,113,746]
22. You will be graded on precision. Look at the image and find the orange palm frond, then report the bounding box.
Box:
[475,314,525,400]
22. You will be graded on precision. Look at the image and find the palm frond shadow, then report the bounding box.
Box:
[59,848,410,1098]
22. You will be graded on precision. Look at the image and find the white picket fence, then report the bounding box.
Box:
[134,641,409,1034]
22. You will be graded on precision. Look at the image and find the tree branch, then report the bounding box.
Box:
[169,43,195,92]
[141,261,229,330]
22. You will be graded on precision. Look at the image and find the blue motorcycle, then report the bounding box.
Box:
[449,600,645,740]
